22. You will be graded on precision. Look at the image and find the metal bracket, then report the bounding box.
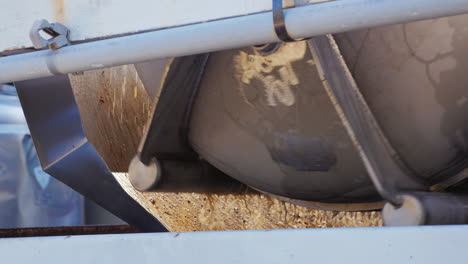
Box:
[15,75,166,232]
[273,0,301,42]
[130,55,239,192]
[308,35,428,206]
[29,19,70,50]
[129,54,210,191]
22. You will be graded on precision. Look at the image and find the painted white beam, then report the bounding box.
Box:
[0,0,326,52]
[1,226,468,264]
[2,0,468,84]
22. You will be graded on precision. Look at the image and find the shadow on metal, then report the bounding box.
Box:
[15,75,167,232]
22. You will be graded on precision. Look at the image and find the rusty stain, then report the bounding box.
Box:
[53,0,65,24]
[1,46,30,52]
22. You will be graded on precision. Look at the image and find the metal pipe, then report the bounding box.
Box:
[1,0,468,83]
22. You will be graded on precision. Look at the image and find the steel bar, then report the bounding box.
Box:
[2,226,468,263]
[1,0,468,83]
[308,35,428,205]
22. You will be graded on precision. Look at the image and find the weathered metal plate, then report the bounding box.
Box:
[334,15,468,185]
[188,41,381,206]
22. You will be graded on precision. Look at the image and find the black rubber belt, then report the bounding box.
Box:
[273,0,300,42]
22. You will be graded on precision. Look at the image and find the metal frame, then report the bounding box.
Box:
[1,226,467,263]
[0,0,330,53]
[2,0,468,83]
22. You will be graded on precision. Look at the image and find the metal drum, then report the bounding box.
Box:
[188,16,468,210]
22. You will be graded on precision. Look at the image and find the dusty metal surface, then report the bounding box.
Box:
[189,41,380,206]
[309,35,427,205]
[334,15,468,184]
[69,65,382,231]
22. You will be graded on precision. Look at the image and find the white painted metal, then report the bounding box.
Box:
[0,226,467,263]
[1,0,468,84]
[0,0,328,52]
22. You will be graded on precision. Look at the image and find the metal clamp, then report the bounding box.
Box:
[273,0,301,42]
[29,19,70,50]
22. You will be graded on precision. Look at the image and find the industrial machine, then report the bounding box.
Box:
[0,1,468,256]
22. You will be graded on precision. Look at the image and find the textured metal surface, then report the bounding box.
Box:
[2,0,468,83]
[334,16,468,188]
[14,75,167,232]
[189,41,380,207]
[309,36,427,205]
[2,226,468,263]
